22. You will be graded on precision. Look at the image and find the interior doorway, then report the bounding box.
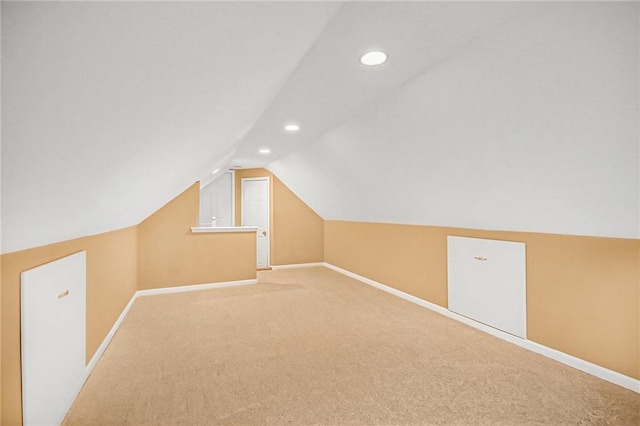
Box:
[241,177,270,267]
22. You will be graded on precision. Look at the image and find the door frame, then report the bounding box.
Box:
[228,170,236,226]
[241,177,270,267]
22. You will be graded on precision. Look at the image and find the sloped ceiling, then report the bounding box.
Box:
[2,1,638,253]
[269,1,639,239]
[2,1,339,252]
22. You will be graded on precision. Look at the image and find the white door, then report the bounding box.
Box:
[21,251,87,425]
[447,236,527,338]
[242,178,270,267]
[200,171,235,227]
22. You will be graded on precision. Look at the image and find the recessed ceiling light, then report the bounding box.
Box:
[284,124,300,132]
[212,168,220,174]
[360,51,388,66]
[259,148,271,154]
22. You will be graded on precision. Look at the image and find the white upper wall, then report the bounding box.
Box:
[0,2,2,257]
[1,1,339,253]
[270,2,640,239]
[3,2,638,253]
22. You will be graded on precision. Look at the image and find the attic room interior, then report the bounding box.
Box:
[1,1,639,425]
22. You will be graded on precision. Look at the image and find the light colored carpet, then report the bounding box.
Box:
[64,267,639,425]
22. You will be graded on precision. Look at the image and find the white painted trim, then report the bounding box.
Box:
[58,293,136,425]
[137,279,257,297]
[322,262,640,393]
[191,226,257,233]
[271,262,325,269]
[77,289,138,410]
[62,264,639,426]
[229,169,236,225]
[66,278,257,422]
[241,176,271,267]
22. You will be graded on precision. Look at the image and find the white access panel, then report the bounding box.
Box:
[447,236,527,338]
[21,251,87,426]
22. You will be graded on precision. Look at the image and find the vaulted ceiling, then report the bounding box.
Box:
[3,1,638,253]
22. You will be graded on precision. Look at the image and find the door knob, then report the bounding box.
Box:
[262,231,267,237]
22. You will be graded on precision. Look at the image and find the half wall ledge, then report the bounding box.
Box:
[190,226,258,233]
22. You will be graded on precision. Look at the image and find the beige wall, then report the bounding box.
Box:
[1,226,138,426]
[325,222,448,307]
[138,182,256,289]
[1,170,3,426]
[2,181,259,424]
[2,179,637,423]
[1,237,2,423]
[325,220,639,380]
[235,169,324,266]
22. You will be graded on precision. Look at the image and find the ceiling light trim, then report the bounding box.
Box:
[360,50,388,66]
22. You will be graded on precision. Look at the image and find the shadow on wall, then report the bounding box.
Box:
[234,168,324,266]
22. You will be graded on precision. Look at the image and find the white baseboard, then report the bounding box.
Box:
[61,292,138,424]
[271,262,325,270]
[136,279,257,297]
[68,266,638,423]
[322,262,640,393]
[85,291,138,376]
[67,277,258,422]
[81,291,136,378]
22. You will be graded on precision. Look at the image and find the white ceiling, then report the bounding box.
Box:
[2,1,339,252]
[3,1,638,252]
[270,1,639,239]
[228,1,526,171]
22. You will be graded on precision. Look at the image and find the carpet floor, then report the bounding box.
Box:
[64,267,639,425]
